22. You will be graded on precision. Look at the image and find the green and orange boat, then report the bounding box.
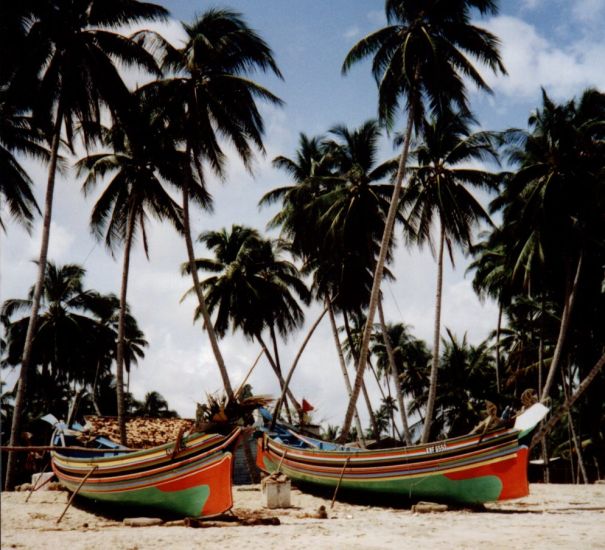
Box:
[257,404,548,505]
[51,427,241,517]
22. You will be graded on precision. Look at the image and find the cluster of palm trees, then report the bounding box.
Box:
[2,0,603,489]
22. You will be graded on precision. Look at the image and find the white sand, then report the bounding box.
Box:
[2,483,605,549]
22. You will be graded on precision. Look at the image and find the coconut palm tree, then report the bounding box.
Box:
[0,97,46,232]
[339,0,506,440]
[135,9,282,400]
[186,225,310,419]
[4,0,167,490]
[1,262,128,429]
[402,109,498,442]
[498,89,605,402]
[76,106,183,445]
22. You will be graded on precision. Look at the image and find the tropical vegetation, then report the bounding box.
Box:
[2,0,603,489]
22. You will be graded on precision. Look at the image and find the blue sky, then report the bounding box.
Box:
[2,0,604,427]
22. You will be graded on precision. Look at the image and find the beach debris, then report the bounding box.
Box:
[123,517,164,527]
[411,501,449,513]
[298,505,328,519]
[183,510,280,528]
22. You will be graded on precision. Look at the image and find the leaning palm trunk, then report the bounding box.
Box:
[378,301,412,445]
[327,302,365,446]
[4,107,63,490]
[182,179,234,400]
[421,224,446,443]
[561,366,588,483]
[339,109,415,442]
[541,252,583,401]
[115,208,136,445]
[271,304,329,429]
[495,303,502,393]
[343,312,380,439]
[257,334,299,423]
[531,351,605,449]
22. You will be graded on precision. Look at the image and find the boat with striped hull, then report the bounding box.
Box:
[256,404,548,505]
[52,428,240,517]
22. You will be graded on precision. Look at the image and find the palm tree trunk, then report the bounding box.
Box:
[421,224,445,443]
[115,209,136,446]
[343,311,379,439]
[4,106,62,491]
[327,302,365,447]
[339,108,415,442]
[541,252,583,401]
[378,301,412,445]
[495,303,502,394]
[531,351,605,449]
[271,304,329,429]
[561,364,588,483]
[92,360,102,416]
[182,173,234,400]
[257,334,299,422]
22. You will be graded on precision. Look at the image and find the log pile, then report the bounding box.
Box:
[83,416,195,448]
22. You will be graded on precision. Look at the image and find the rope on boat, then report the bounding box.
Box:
[331,457,350,509]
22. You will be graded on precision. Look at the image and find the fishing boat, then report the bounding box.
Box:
[51,424,241,518]
[256,403,548,505]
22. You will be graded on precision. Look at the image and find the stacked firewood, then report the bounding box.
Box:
[83,416,195,448]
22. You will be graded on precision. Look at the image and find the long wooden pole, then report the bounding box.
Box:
[56,466,98,524]
[330,457,350,509]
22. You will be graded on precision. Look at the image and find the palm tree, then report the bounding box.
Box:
[0,97,46,232]
[134,391,178,418]
[261,133,334,262]
[403,110,498,442]
[76,107,183,445]
[371,312,416,444]
[339,0,506,440]
[498,89,605,402]
[4,0,167,490]
[135,9,283,400]
[467,229,513,392]
[431,330,497,437]
[186,225,310,419]
[1,263,120,425]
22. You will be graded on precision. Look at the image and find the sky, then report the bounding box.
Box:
[2,0,604,429]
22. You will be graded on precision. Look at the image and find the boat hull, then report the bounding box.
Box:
[54,450,233,517]
[51,428,241,517]
[258,438,529,504]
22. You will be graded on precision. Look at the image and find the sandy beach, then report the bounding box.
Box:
[2,483,605,549]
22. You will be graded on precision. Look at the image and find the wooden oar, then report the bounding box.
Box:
[56,466,98,524]
[331,457,350,509]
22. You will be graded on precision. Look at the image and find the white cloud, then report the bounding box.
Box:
[482,15,605,101]
[343,25,360,40]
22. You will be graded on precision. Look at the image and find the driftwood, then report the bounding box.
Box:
[184,514,280,528]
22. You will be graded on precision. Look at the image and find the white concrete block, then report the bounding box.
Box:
[261,476,291,508]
